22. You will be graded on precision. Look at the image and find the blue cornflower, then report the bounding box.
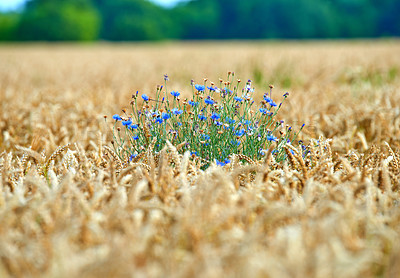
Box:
[207,86,216,91]
[155,118,163,124]
[267,135,278,142]
[122,120,132,126]
[264,96,277,107]
[234,96,243,102]
[198,114,207,121]
[191,151,198,156]
[171,108,183,115]
[231,140,241,146]
[259,108,268,114]
[216,159,225,166]
[223,87,233,94]
[177,122,182,126]
[170,91,180,97]
[142,94,150,101]
[226,117,235,124]
[224,159,231,164]
[235,129,245,136]
[129,124,138,129]
[112,114,122,121]
[195,84,205,91]
[133,135,139,140]
[211,113,220,120]
[188,100,198,106]
[129,154,137,161]
[204,98,215,105]
[162,113,170,120]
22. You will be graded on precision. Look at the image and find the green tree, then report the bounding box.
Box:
[93,0,178,41]
[0,13,19,41]
[17,0,100,41]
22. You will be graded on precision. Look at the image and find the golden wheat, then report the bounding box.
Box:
[0,41,399,277]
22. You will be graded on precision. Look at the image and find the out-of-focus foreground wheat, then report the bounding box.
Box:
[0,41,400,278]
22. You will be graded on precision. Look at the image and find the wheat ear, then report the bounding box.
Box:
[44,143,71,174]
[103,145,123,173]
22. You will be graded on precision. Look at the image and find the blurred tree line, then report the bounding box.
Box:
[0,0,399,41]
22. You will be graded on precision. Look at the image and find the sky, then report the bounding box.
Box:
[0,0,188,11]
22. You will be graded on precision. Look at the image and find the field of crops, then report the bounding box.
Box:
[1,40,400,277]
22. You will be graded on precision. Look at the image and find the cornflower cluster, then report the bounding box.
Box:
[109,73,304,168]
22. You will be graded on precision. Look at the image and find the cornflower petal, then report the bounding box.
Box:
[162,113,170,120]
[142,94,150,101]
[204,97,215,105]
[170,91,180,97]
[198,114,207,121]
[112,114,122,121]
[210,113,220,120]
[122,120,132,126]
[267,135,278,142]
[195,84,205,91]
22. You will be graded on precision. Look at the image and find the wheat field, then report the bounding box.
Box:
[0,40,400,277]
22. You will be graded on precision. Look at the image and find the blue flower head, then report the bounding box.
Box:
[155,118,163,124]
[235,129,245,136]
[129,154,138,161]
[231,140,241,146]
[259,108,269,115]
[226,117,235,124]
[216,159,225,166]
[133,135,139,140]
[211,113,220,120]
[122,120,132,126]
[264,96,277,107]
[205,98,215,105]
[170,91,180,97]
[207,86,216,91]
[142,94,150,101]
[129,124,138,129]
[267,135,278,142]
[234,96,243,102]
[171,108,183,115]
[188,100,198,106]
[112,114,122,121]
[198,114,207,121]
[162,113,170,120]
[195,84,205,91]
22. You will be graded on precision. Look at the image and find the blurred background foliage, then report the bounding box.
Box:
[0,0,399,41]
